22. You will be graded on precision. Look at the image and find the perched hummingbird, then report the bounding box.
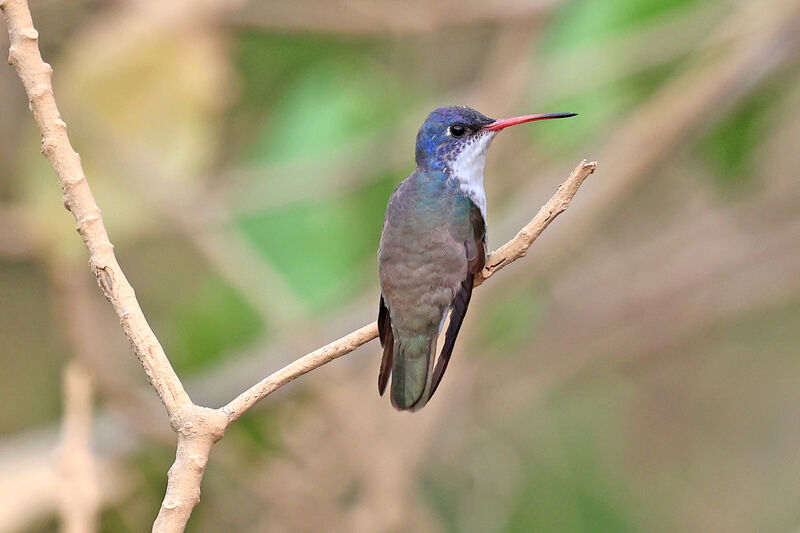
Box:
[377,105,576,411]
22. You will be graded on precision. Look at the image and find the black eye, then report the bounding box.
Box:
[449,123,466,137]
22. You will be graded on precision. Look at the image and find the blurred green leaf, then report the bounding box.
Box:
[237,175,397,310]
[698,70,796,191]
[543,0,700,54]
[530,0,701,153]
[230,31,415,168]
[169,276,262,371]
[245,63,409,165]
[529,59,685,154]
[234,31,378,117]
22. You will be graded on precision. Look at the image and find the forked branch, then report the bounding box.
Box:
[1,0,596,530]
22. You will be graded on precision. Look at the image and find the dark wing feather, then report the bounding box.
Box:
[429,203,487,398]
[467,203,487,273]
[377,296,393,395]
[378,295,389,346]
[429,275,473,397]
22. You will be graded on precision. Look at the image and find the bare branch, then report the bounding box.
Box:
[0,0,190,418]
[223,322,379,422]
[151,407,227,533]
[476,160,596,285]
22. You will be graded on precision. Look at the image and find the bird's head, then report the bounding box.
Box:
[414,105,576,172]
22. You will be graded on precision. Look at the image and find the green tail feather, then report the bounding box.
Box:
[391,335,434,410]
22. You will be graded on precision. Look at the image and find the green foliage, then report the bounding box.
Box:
[235,31,380,116]
[228,30,424,312]
[169,276,262,371]
[232,31,415,165]
[529,58,686,153]
[698,70,797,191]
[543,0,699,53]
[237,175,397,310]
[245,62,407,165]
[530,0,700,153]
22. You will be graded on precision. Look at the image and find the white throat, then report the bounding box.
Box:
[450,132,495,218]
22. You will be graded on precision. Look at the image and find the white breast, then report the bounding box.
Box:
[450,132,496,219]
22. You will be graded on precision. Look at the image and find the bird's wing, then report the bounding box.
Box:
[429,201,486,398]
[377,295,393,395]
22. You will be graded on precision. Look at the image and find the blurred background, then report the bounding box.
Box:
[2,0,800,531]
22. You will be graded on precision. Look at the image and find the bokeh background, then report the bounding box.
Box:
[2,0,800,531]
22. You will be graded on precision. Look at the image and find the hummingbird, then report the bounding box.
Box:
[377,105,576,411]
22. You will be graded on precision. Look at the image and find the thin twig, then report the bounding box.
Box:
[476,160,596,286]
[222,322,379,422]
[48,259,168,441]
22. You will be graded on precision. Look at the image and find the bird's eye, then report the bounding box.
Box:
[449,123,466,138]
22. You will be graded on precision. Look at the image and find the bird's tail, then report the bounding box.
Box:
[390,334,436,411]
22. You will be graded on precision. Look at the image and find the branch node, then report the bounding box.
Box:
[62,174,82,186]
[30,82,49,99]
[188,454,208,471]
[93,265,113,294]
[77,213,101,228]
[162,499,181,511]
[171,405,227,442]
[41,136,57,155]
